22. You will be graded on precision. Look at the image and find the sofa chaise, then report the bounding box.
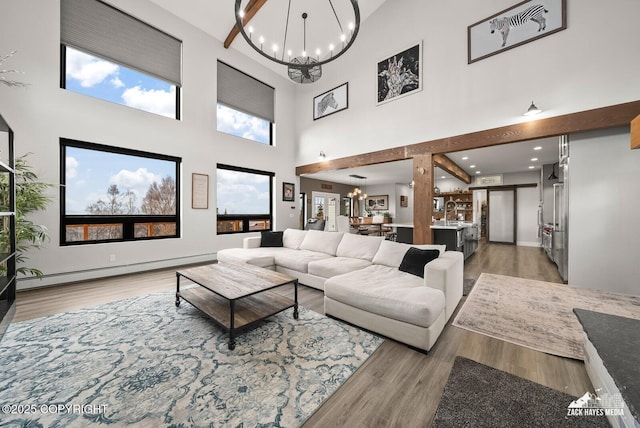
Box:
[216,229,463,351]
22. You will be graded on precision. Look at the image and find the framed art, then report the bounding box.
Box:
[283,182,295,202]
[313,82,348,120]
[468,0,567,64]
[377,41,422,105]
[365,195,389,211]
[191,173,209,209]
[400,195,409,208]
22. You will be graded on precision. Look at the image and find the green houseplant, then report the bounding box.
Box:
[0,153,52,277]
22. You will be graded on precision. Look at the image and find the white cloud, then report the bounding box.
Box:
[121,86,176,118]
[110,168,162,199]
[111,77,125,88]
[66,156,79,179]
[216,169,270,214]
[66,48,119,88]
[216,104,270,144]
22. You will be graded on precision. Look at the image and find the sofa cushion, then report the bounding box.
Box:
[399,247,440,278]
[372,240,446,268]
[308,257,372,278]
[299,230,344,256]
[336,233,384,261]
[274,249,333,273]
[283,228,307,249]
[217,247,289,268]
[260,231,283,247]
[324,264,446,328]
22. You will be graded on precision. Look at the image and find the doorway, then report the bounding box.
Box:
[311,191,341,232]
[488,188,516,244]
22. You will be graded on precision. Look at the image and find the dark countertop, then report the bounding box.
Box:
[573,309,640,422]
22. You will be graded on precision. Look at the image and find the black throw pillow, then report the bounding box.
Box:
[260,231,284,247]
[399,247,440,278]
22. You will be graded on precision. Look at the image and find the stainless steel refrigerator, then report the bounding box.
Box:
[552,135,569,282]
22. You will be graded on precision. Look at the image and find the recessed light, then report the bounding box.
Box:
[533,146,542,151]
[441,176,446,179]
[462,156,469,160]
[531,157,538,161]
[470,164,476,168]
[528,166,535,169]
[476,171,481,174]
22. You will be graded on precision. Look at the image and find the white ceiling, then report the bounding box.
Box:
[147,1,560,186]
[148,0,388,79]
[303,136,560,186]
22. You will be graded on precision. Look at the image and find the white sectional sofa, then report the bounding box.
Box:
[216,229,463,351]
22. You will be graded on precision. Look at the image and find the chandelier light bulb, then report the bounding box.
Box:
[340,34,347,42]
[248,26,253,34]
[272,44,278,53]
[238,10,245,18]
[348,22,354,31]
[302,50,307,57]
[259,36,264,44]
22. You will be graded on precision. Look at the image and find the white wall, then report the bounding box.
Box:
[0,0,299,288]
[294,0,640,165]
[569,127,640,295]
[394,184,413,224]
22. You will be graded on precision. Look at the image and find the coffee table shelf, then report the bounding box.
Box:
[175,263,298,350]
[177,286,295,329]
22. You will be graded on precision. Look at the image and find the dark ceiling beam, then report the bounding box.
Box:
[295,99,640,176]
[224,0,268,49]
[433,154,471,184]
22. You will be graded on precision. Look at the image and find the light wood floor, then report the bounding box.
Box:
[12,241,591,427]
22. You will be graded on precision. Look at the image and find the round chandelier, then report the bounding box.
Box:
[234,0,360,84]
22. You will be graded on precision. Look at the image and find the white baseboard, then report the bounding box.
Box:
[16,253,217,291]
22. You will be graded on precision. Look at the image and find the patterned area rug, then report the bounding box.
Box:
[433,357,609,427]
[0,292,383,427]
[452,273,640,359]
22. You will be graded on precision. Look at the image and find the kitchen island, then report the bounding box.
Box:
[387,223,414,244]
[430,223,479,260]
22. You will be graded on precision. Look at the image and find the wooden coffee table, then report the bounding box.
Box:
[175,263,298,350]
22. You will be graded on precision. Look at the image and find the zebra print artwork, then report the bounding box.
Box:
[317,92,338,117]
[490,4,548,47]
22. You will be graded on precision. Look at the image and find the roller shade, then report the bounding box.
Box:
[217,61,275,123]
[61,0,182,86]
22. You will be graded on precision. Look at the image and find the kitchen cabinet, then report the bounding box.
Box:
[439,191,474,222]
[431,223,479,260]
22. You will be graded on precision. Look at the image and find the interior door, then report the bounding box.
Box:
[488,189,516,244]
[311,191,340,231]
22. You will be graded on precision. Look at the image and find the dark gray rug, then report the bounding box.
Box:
[433,357,609,428]
[463,278,475,296]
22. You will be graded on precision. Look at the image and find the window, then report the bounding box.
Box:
[60,0,182,119]
[61,138,181,245]
[217,61,274,145]
[216,164,273,234]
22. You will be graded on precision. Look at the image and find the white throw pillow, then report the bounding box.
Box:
[299,230,344,256]
[372,240,413,268]
[282,229,307,249]
[336,233,384,261]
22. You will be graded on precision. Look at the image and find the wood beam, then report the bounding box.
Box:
[433,154,471,184]
[224,0,268,49]
[295,100,640,176]
[632,114,640,149]
[413,155,433,244]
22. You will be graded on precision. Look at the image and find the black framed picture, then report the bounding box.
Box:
[313,82,348,120]
[283,182,295,202]
[377,41,422,105]
[468,0,567,64]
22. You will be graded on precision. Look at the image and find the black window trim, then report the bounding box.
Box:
[216,163,274,235]
[60,137,181,245]
[60,44,182,120]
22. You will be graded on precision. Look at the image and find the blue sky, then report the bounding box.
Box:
[65,146,176,214]
[65,46,272,215]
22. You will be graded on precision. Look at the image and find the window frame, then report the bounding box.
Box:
[60,138,181,246]
[60,45,181,120]
[216,164,274,235]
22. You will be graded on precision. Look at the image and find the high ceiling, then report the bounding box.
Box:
[148,1,560,186]
[148,0,388,80]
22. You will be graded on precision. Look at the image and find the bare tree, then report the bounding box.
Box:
[141,176,176,215]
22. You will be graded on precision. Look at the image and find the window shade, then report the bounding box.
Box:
[61,0,182,86]
[217,61,275,123]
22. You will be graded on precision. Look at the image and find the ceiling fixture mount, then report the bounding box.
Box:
[318,150,326,160]
[234,0,360,83]
[525,101,542,116]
